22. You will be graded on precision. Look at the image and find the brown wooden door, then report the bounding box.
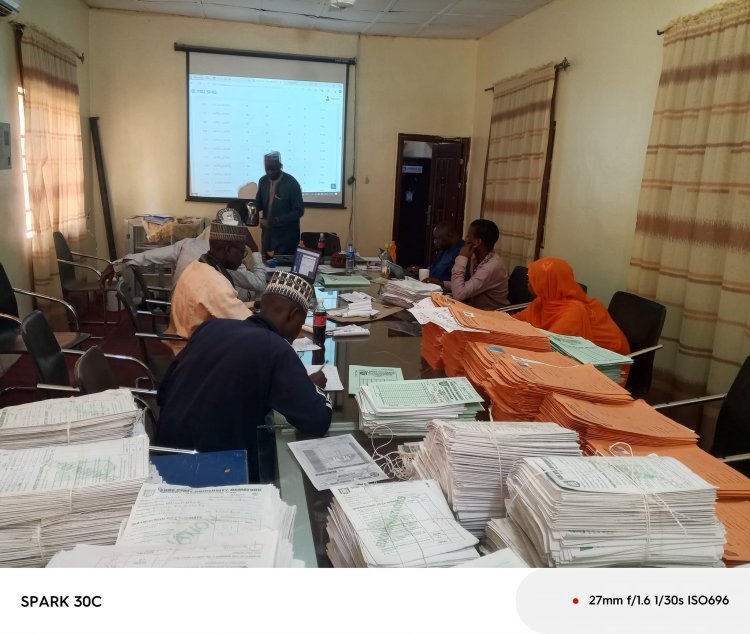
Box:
[425,142,464,263]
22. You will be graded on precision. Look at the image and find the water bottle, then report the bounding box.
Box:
[312,301,327,346]
[345,242,355,275]
[317,232,326,256]
[246,203,259,227]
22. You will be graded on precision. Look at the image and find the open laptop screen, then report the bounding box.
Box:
[292,247,321,282]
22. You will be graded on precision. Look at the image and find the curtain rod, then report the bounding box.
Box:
[10,21,85,63]
[484,57,570,92]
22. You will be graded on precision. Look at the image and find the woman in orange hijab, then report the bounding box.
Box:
[513,257,630,355]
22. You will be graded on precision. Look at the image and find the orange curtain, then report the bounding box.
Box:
[19,26,86,302]
[628,1,750,423]
[481,63,556,272]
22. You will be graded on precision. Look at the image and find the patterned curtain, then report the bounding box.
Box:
[481,63,557,272]
[628,1,750,414]
[19,26,86,302]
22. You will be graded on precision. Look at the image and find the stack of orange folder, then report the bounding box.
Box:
[482,352,632,421]
[716,500,750,566]
[421,322,448,370]
[538,393,698,448]
[459,342,578,392]
[448,303,550,351]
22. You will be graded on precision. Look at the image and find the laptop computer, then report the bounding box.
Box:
[292,246,322,283]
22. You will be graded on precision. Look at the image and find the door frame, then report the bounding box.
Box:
[392,133,470,250]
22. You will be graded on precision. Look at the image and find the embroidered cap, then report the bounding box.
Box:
[209,220,247,243]
[216,208,242,226]
[264,150,281,162]
[263,271,315,313]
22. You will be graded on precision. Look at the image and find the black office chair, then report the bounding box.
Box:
[0,262,89,355]
[655,356,750,475]
[608,291,666,398]
[53,231,116,327]
[115,279,183,383]
[507,266,534,305]
[21,310,155,397]
[74,345,158,441]
[301,232,342,256]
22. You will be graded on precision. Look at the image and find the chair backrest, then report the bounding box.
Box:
[507,266,535,305]
[20,310,71,387]
[712,356,750,459]
[115,279,150,361]
[53,231,77,288]
[300,232,342,256]
[74,346,119,394]
[608,291,667,397]
[0,263,21,341]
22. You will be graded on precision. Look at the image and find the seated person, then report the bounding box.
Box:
[156,271,332,482]
[99,208,266,301]
[513,257,630,355]
[419,223,464,286]
[165,220,255,351]
[448,219,509,310]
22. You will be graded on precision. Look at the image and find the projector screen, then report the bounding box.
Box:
[181,47,353,207]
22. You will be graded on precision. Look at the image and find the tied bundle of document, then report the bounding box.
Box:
[485,517,546,567]
[506,455,726,567]
[0,436,149,567]
[0,389,141,450]
[355,377,484,437]
[543,331,632,383]
[411,297,551,372]
[381,279,442,308]
[48,483,299,568]
[480,347,632,421]
[412,421,582,535]
[325,479,480,567]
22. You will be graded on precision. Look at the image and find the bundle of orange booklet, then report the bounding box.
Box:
[716,500,750,566]
[480,348,632,421]
[538,393,698,448]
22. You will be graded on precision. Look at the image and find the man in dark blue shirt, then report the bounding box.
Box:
[256,151,305,256]
[423,223,464,288]
[156,271,331,481]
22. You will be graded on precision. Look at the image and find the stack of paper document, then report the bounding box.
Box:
[448,302,551,351]
[0,389,141,449]
[412,420,581,534]
[48,483,298,568]
[381,279,442,307]
[325,479,479,567]
[327,295,378,319]
[348,365,403,395]
[0,436,149,566]
[481,350,632,420]
[542,330,632,382]
[716,500,750,566]
[355,377,484,437]
[321,273,371,287]
[461,342,578,394]
[484,517,545,567]
[331,324,369,337]
[538,393,698,450]
[506,455,726,567]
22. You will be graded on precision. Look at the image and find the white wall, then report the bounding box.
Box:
[468,0,721,303]
[0,0,90,374]
[88,10,477,257]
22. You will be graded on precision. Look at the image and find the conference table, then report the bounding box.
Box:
[269,279,439,567]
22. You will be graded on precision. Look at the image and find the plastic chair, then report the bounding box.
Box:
[654,356,750,475]
[608,291,666,398]
[300,232,342,256]
[53,231,115,327]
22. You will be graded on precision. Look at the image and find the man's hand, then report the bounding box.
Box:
[406,266,420,277]
[99,263,117,289]
[309,369,327,389]
[424,277,443,288]
[459,241,477,258]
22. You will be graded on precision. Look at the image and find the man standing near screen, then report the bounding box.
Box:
[256,151,305,256]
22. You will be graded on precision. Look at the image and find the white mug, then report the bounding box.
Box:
[418,268,429,281]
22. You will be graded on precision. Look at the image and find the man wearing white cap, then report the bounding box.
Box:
[165,219,255,351]
[157,271,331,481]
[99,208,266,301]
[255,151,304,255]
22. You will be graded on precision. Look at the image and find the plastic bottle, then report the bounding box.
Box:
[312,301,327,346]
[380,243,391,279]
[317,232,326,256]
[346,242,355,275]
[246,203,259,227]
